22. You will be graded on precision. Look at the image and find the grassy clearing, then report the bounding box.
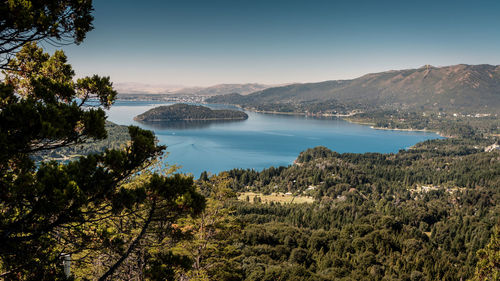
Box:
[238,192,314,204]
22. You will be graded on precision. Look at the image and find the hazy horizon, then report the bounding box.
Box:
[48,0,500,87]
[114,63,500,93]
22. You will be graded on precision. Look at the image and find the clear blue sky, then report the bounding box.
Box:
[52,0,500,86]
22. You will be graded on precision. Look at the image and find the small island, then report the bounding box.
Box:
[134,103,248,122]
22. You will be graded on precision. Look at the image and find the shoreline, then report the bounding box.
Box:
[368,126,447,138]
[136,100,449,138]
[245,108,361,118]
[243,107,448,138]
[134,117,248,122]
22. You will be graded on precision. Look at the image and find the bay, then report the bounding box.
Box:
[106,100,442,177]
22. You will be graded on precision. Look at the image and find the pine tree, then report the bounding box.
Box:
[0,2,204,280]
[470,226,500,281]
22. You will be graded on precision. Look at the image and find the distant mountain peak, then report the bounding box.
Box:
[420,64,435,69]
[207,64,500,112]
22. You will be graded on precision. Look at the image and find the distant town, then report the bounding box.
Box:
[117,93,207,103]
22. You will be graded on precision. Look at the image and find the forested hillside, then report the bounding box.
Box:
[207,64,500,113]
[190,138,499,280]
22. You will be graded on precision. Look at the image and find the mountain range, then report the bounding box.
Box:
[115,83,270,96]
[206,64,500,112]
[173,83,270,96]
[113,82,185,94]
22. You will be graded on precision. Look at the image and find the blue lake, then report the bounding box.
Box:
[106,100,442,177]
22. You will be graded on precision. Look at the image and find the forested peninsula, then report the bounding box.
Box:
[134,103,248,122]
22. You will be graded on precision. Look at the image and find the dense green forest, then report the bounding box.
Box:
[134,103,248,122]
[346,111,500,138]
[191,137,499,280]
[25,116,499,280]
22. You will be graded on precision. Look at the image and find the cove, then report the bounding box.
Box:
[106,100,442,177]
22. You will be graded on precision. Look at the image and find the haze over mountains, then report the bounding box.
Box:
[207,64,500,112]
[114,82,185,94]
[116,82,270,96]
[173,83,270,96]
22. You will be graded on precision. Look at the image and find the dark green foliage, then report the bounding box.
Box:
[0,18,204,281]
[348,110,500,138]
[471,226,500,281]
[145,251,192,280]
[0,73,159,276]
[134,103,248,122]
[0,0,94,68]
[200,138,499,280]
[222,138,499,195]
[295,146,339,163]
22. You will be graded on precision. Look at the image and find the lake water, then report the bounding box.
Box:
[106,100,441,177]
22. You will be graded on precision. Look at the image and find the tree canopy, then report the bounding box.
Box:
[0,1,205,280]
[0,0,94,69]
